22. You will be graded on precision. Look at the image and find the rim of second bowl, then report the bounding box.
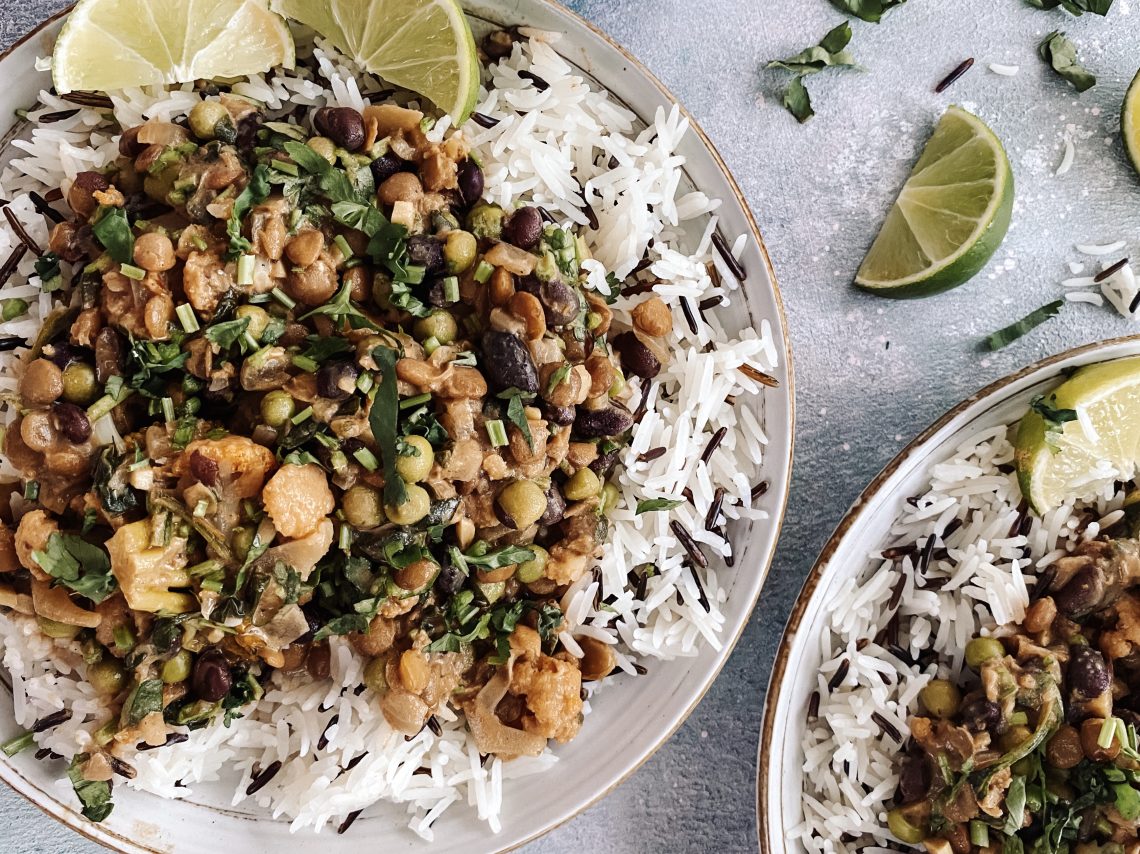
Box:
[0,3,796,853]
[755,333,1140,854]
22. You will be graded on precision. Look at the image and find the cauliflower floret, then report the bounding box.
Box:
[106,520,194,613]
[262,463,333,538]
[508,626,583,743]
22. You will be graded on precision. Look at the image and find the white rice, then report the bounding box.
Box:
[792,423,1123,851]
[0,30,777,839]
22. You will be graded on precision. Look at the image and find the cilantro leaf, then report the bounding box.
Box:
[91,207,134,264]
[331,200,385,237]
[227,164,271,257]
[636,497,685,514]
[982,300,1064,351]
[462,543,535,569]
[368,344,407,507]
[1038,31,1096,92]
[499,389,534,449]
[126,678,164,725]
[203,316,251,349]
[33,252,62,292]
[299,280,379,330]
[1028,394,1078,436]
[32,532,117,603]
[282,141,358,204]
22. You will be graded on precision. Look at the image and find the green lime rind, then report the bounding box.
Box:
[1123,68,1140,178]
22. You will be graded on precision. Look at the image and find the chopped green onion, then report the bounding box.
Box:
[161,397,176,423]
[355,372,374,394]
[87,390,133,424]
[983,300,1064,351]
[200,577,223,592]
[333,234,353,260]
[399,392,432,410]
[270,159,299,176]
[187,559,224,577]
[486,419,508,447]
[1,731,34,757]
[113,624,135,651]
[291,406,313,425]
[1008,711,1028,727]
[23,480,39,501]
[473,260,494,284]
[291,355,319,373]
[353,447,379,471]
[175,303,200,333]
[192,499,209,518]
[968,820,989,847]
[270,287,296,310]
[1098,716,1117,749]
[329,450,348,471]
[243,332,260,351]
[442,276,460,303]
[423,335,441,355]
[403,264,426,285]
[127,457,150,472]
[236,254,255,286]
[338,523,352,551]
[189,234,208,251]
[120,263,146,280]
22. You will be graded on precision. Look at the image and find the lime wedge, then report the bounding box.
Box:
[271,0,479,124]
[855,106,1014,298]
[1123,68,1140,177]
[52,0,295,94]
[1015,356,1140,514]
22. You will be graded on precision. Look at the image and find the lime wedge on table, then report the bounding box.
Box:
[271,0,480,124]
[52,0,295,94]
[1015,356,1140,514]
[1123,68,1140,177]
[855,106,1014,298]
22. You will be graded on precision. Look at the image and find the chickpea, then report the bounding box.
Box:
[345,265,371,303]
[377,172,423,207]
[412,310,458,345]
[496,479,548,530]
[260,390,295,427]
[88,658,126,696]
[395,558,439,592]
[133,231,176,272]
[162,650,193,684]
[61,362,99,406]
[286,257,339,306]
[965,636,1004,669]
[563,467,601,501]
[20,410,56,452]
[188,100,234,142]
[443,230,477,274]
[1046,724,1084,769]
[516,545,548,583]
[306,136,337,164]
[919,679,961,719]
[398,649,429,694]
[1081,717,1122,761]
[631,296,673,337]
[385,483,431,526]
[235,304,270,341]
[20,358,63,406]
[144,294,174,339]
[285,229,324,268]
[489,267,515,307]
[395,435,435,483]
[342,484,384,529]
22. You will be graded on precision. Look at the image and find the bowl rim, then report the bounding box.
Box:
[754,333,1140,853]
[0,3,796,852]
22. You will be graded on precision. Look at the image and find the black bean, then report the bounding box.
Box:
[540,402,575,426]
[503,206,543,250]
[118,126,144,158]
[1053,566,1106,618]
[517,276,579,326]
[589,444,621,477]
[574,404,634,438]
[540,481,566,526]
[235,113,264,156]
[316,360,360,401]
[433,560,465,597]
[1068,645,1110,699]
[959,698,1001,733]
[54,403,91,443]
[369,153,405,185]
[611,331,661,379]
[314,107,365,151]
[189,449,219,486]
[483,30,515,59]
[897,752,932,803]
[405,235,445,276]
[192,648,232,702]
[43,343,80,369]
[481,330,538,393]
[457,159,484,207]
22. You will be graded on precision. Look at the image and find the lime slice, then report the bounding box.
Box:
[855,106,1014,298]
[1015,356,1140,514]
[1123,68,1140,177]
[52,0,295,94]
[271,0,479,124]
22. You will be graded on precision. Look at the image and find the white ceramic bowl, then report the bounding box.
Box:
[756,335,1140,853]
[0,3,794,852]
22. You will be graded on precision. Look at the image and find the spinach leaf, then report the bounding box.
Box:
[1026,0,1113,14]
[92,447,139,515]
[368,344,407,507]
[1038,31,1096,92]
[768,23,856,75]
[91,207,134,264]
[1001,774,1027,835]
[126,678,164,725]
[68,755,114,822]
[983,300,1064,351]
[462,543,535,569]
[636,497,685,514]
[32,532,117,603]
[829,0,907,21]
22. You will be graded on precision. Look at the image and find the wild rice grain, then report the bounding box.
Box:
[245,760,282,795]
[44,187,63,203]
[705,486,726,531]
[60,91,114,108]
[470,112,499,129]
[740,364,779,387]
[1095,258,1128,283]
[918,535,935,573]
[0,244,27,288]
[318,714,339,751]
[689,565,710,612]
[887,574,906,611]
[4,207,42,256]
[108,754,137,779]
[518,70,549,91]
[750,481,769,502]
[538,206,556,224]
[807,690,820,721]
[137,733,189,751]
[669,521,708,568]
[637,447,666,462]
[698,296,724,313]
[632,663,648,675]
[38,109,80,124]
[872,711,902,743]
[827,658,850,692]
[935,58,975,93]
[700,426,727,464]
[31,709,71,732]
[427,716,442,737]
[337,809,364,834]
[680,296,698,334]
[28,191,64,223]
[711,231,746,281]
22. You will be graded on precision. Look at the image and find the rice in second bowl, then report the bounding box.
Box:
[0,22,780,843]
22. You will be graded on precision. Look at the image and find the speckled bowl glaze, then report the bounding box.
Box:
[757,335,1140,853]
[0,2,794,852]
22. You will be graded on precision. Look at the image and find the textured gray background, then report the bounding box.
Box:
[3,0,1140,851]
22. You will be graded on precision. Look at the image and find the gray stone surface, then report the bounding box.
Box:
[2,1,1139,851]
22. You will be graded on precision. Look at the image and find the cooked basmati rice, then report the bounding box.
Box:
[0,29,778,839]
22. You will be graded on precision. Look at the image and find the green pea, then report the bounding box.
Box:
[371,270,394,310]
[919,679,961,719]
[260,390,295,428]
[37,617,80,639]
[235,304,270,341]
[363,656,388,693]
[564,467,601,501]
[431,210,460,233]
[466,203,504,240]
[496,480,548,530]
[599,482,621,516]
[395,435,435,483]
[965,636,1005,669]
[608,366,626,398]
[385,483,431,526]
[343,484,384,529]
[61,362,98,406]
[413,310,458,345]
[886,807,926,844]
[88,658,127,697]
[307,136,337,164]
[188,100,235,142]
[516,546,548,583]
[162,650,193,684]
[443,230,478,274]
